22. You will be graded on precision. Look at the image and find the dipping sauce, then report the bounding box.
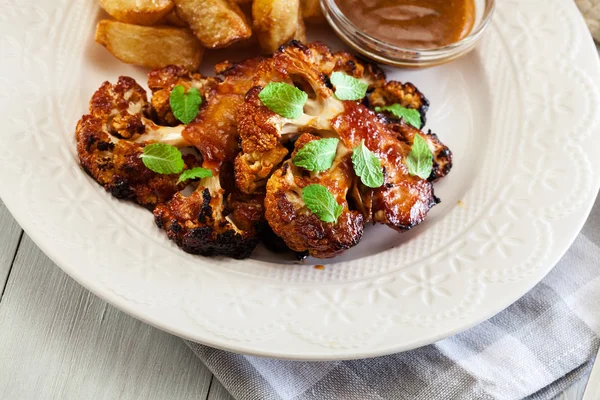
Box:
[335,0,476,49]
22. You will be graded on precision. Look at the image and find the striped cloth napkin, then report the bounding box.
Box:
[187,195,600,399]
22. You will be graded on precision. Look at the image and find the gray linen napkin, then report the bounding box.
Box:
[187,195,600,400]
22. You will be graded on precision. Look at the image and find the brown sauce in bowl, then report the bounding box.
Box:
[335,0,476,49]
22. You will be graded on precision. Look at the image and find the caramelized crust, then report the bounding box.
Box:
[235,86,291,193]
[148,65,219,126]
[214,56,265,91]
[153,176,262,259]
[183,92,243,168]
[332,102,437,230]
[388,121,453,182]
[369,81,430,128]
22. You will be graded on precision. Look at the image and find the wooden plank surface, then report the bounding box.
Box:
[0,201,23,298]
[0,231,214,400]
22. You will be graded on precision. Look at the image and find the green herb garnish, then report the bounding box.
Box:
[292,138,339,172]
[170,85,202,124]
[330,71,369,101]
[177,167,213,184]
[302,184,343,223]
[406,134,433,180]
[258,82,308,119]
[351,140,384,188]
[140,143,185,175]
[375,104,422,128]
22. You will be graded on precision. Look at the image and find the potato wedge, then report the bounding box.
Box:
[95,20,203,70]
[173,0,252,49]
[294,5,307,43]
[99,0,174,26]
[302,0,326,24]
[253,0,302,52]
[163,9,187,27]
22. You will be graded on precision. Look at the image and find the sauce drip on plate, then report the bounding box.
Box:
[335,0,476,49]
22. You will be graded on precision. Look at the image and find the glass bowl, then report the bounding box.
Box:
[321,0,496,68]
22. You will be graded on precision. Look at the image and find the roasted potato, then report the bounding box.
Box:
[99,0,174,26]
[253,0,302,52]
[163,9,187,27]
[95,20,203,70]
[302,0,326,24]
[294,5,307,43]
[173,0,252,49]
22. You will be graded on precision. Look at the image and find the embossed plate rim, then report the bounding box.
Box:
[0,0,599,360]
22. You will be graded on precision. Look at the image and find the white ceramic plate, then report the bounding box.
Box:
[1,0,600,360]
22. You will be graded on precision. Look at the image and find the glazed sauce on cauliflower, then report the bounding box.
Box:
[335,0,476,49]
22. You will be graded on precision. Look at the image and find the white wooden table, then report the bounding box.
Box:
[0,203,593,400]
[0,200,232,400]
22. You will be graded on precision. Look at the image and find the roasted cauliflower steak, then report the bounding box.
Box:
[76,40,453,260]
[235,41,451,256]
[145,63,267,258]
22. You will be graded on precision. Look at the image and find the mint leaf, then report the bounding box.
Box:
[375,104,422,128]
[330,71,368,101]
[406,134,433,180]
[170,85,202,124]
[177,167,213,184]
[140,143,184,174]
[293,138,339,172]
[258,82,308,119]
[351,140,384,188]
[302,184,343,223]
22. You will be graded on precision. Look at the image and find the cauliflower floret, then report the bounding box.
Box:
[153,175,262,259]
[147,65,219,126]
[76,77,200,208]
[387,121,453,182]
[368,81,430,128]
[234,41,390,196]
[235,41,441,234]
[234,85,344,194]
[265,134,364,258]
[331,102,438,230]
[148,59,268,170]
[144,63,271,258]
[254,41,385,92]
